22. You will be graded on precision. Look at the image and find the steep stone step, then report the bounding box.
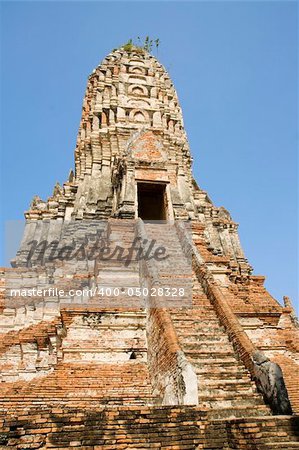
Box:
[191,357,246,368]
[179,335,231,345]
[180,341,233,351]
[182,335,233,344]
[199,378,256,389]
[195,367,250,378]
[184,349,237,359]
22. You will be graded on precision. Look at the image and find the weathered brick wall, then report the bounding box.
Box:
[147,307,198,405]
[0,319,62,382]
[1,44,298,448]
[1,405,298,449]
[60,310,147,363]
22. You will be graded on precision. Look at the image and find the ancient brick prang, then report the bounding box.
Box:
[1,45,299,448]
[23,46,249,272]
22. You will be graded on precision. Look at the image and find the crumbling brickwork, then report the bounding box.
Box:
[1,46,298,448]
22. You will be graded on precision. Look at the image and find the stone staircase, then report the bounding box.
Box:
[144,222,271,419]
[143,222,193,307]
[0,220,298,448]
[170,274,270,418]
[94,219,142,308]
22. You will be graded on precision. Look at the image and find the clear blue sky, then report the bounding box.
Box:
[0,1,298,310]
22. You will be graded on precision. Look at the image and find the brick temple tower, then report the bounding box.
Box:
[1,46,298,448]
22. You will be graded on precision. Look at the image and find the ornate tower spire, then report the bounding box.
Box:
[2,46,298,443]
[22,46,253,273]
[26,47,195,221]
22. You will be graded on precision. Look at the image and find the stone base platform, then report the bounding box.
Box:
[1,405,299,449]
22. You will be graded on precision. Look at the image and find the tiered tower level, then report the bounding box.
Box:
[1,47,298,449]
[25,48,249,277]
[27,47,195,220]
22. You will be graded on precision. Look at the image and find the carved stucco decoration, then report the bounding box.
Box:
[129,130,167,162]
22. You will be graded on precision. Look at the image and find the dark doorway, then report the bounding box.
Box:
[137,183,167,221]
